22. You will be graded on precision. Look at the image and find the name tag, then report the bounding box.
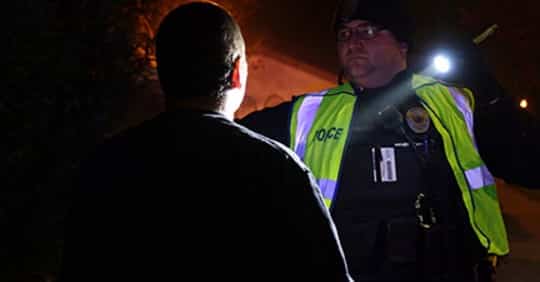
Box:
[378,147,397,182]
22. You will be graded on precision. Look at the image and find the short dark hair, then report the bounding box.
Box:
[155,1,245,99]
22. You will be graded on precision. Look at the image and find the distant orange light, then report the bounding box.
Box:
[519,99,528,109]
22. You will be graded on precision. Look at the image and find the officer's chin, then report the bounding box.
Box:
[345,66,375,86]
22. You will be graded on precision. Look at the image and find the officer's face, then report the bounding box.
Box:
[336,20,407,89]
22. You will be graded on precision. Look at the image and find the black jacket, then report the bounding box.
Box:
[60,110,352,282]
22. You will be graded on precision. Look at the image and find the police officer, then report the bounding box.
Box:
[240,0,509,281]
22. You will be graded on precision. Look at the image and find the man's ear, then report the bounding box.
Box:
[230,57,243,89]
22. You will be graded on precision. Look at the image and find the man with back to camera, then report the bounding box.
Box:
[240,0,509,281]
[59,2,352,281]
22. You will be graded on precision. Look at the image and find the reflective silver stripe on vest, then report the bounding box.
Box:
[294,91,326,160]
[318,178,338,200]
[448,87,474,137]
[465,165,495,190]
[447,87,496,190]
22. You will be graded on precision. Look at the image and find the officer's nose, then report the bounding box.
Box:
[346,38,367,53]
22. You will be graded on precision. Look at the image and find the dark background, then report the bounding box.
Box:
[3,0,539,281]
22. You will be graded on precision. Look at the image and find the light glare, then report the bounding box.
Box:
[520,99,528,109]
[433,55,451,73]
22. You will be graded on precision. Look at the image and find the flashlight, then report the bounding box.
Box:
[433,54,451,74]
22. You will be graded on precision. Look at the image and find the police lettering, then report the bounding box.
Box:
[315,127,344,142]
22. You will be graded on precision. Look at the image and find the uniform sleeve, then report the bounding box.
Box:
[271,150,353,282]
[236,101,294,145]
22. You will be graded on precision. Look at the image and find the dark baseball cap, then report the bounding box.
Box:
[332,0,414,44]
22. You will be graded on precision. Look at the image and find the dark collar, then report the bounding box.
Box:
[353,69,414,96]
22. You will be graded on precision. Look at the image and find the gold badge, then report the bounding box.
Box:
[405,107,430,134]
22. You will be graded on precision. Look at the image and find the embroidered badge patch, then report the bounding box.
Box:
[405,107,430,134]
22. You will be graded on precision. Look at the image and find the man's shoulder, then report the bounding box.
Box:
[94,115,165,154]
[412,73,464,89]
[412,73,475,106]
[233,121,289,154]
[234,121,309,172]
[236,100,295,144]
[79,112,185,172]
[78,122,150,176]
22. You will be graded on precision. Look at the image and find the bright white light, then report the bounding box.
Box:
[520,99,528,109]
[433,55,451,73]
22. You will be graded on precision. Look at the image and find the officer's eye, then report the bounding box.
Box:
[366,26,375,36]
[337,29,352,42]
[337,25,382,42]
[365,25,383,37]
